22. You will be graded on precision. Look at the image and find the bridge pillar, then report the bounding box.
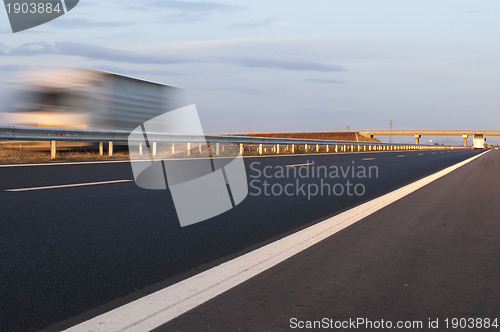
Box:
[462,135,468,146]
[414,134,421,144]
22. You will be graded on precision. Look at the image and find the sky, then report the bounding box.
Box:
[1,0,500,143]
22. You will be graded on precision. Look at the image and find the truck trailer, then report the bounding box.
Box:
[2,67,185,131]
[472,134,485,150]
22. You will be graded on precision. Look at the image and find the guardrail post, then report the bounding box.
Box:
[216,143,220,156]
[335,145,338,153]
[99,141,104,156]
[199,143,202,153]
[187,142,191,156]
[152,142,157,156]
[316,144,319,152]
[277,144,280,154]
[240,143,244,155]
[292,144,295,154]
[305,144,308,152]
[50,140,57,159]
[172,143,175,154]
[108,141,113,156]
[326,145,329,152]
[259,143,263,155]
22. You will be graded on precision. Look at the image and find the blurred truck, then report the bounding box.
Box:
[2,67,184,131]
[472,134,485,150]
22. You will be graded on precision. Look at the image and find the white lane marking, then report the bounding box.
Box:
[362,158,376,161]
[5,180,133,192]
[64,150,489,332]
[397,155,406,158]
[284,162,314,167]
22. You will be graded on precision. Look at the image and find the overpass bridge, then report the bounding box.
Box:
[360,129,500,145]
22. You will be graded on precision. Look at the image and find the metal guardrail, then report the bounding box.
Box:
[0,126,382,145]
[0,125,466,159]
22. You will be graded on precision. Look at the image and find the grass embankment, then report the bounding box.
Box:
[0,149,130,164]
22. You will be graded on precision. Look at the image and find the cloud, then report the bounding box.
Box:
[232,18,290,29]
[305,78,347,84]
[0,65,26,72]
[202,86,274,96]
[152,0,243,12]
[94,65,188,77]
[216,56,346,72]
[463,10,486,14]
[5,41,200,64]
[46,17,134,29]
[126,0,244,23]
[2,42,347,73]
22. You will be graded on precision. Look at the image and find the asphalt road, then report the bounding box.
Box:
[160,150,500,331]
[0,149,482,331]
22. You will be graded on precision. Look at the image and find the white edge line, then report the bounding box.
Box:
[5,180,133,192]
[64,150,489,332]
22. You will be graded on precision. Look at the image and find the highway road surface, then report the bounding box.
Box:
[159,149,500,331]
[0,149,487,331]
